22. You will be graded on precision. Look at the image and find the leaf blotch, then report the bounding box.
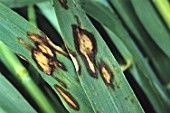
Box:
[18,32,67,75]
[58,0,68,9]
[32,49,56,75]
[99,60,114,88]
[28,32,67,74]
[54,84,80,110]
[72,24,97,78]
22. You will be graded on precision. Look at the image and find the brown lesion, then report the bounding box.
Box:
[17,54,30,63]
[58,0,68,10]
[18,32,67,75]
[74,15,82,28]
[54,84,80,110]
[99,60,114,88]
[72,24,97,78]
[130,98,135,104]
[53,77,67,88]
[18,37,33,50]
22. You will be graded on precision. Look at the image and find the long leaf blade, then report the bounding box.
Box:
[52,0,144,113]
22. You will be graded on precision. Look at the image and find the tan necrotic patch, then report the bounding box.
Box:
[72,24,97,78]
[32,49,56,75]
[99,60,114,87]
[54,84,80,110]
[65,46,81,74]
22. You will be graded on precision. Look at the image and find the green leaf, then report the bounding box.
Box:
[0,0,47,8]
[153,0,170,29]
[131,0,170,59]
[104,0,170,87]
[0,73,37,113]
[36,1,61,34]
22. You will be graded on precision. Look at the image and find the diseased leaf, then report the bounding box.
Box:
[52,0,144,113]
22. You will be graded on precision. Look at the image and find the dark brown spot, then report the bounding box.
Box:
[17,37,33,50]
[99,60,114,88]
[53,77,67,88]
[72,24,97,78]
[125,97,128,100]
[76,77,80,83]
[17,54,30,63]
[74,15,82,28]
[96,110,101,113]
[124,96,130,101]
[58,0,68,9]
[130,98,135,104]
[66,46,81,74]
[54,84,80,110]
[56,60,67,71]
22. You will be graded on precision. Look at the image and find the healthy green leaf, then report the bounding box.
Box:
[0,73,37,113]
[131,0,170,58]
[152,0,170,29]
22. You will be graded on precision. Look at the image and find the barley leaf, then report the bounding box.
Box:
[52,0,144,113]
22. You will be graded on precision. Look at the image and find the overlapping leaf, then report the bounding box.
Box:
[80,0,170,112]
[0,3,94,113]
[130,0,170,58]
[0,0,47,8]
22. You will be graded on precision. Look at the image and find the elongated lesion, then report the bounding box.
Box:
[72,24,98,78]
[65,45,81,74]
[99,60,114,87]
[58,0,68,9]
[54,84,80,110]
